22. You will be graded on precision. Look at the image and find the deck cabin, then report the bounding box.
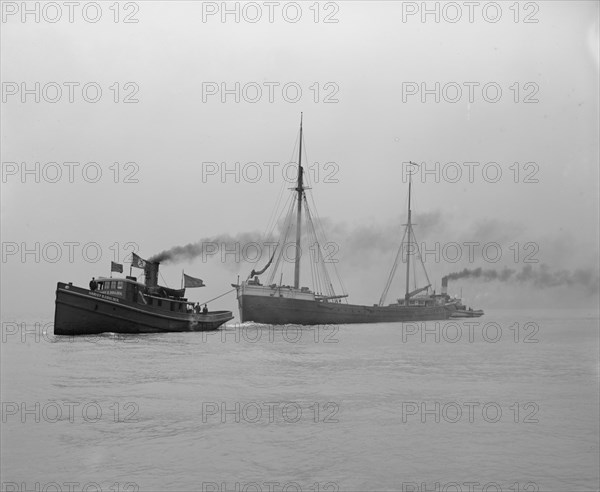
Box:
[396,296,441,307]
[95,276,197,314]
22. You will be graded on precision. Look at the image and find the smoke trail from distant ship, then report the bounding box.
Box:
[446,265,599,292]
[446,267,515,282]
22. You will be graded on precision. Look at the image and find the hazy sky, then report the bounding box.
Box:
[1,1,599,318]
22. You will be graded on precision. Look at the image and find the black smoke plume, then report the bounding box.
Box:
[446,265,599,292]
[149,232,270,264]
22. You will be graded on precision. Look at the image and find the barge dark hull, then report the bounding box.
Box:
[54,283,233,336]
[238,294,451,325]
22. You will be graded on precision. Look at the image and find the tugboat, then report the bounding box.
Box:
[233,115,453,324]
[436,276,484,318]
[54,258,233,335]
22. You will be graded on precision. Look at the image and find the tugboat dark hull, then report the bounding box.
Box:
[54,283,233,336]
[238,293,451,325]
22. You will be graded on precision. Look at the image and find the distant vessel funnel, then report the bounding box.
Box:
[441,276,448,295]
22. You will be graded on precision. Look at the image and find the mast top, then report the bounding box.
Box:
[295,114,305,192]
[293,113,304,289]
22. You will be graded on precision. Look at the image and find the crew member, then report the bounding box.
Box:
[89,277,98,291]
[203,304,208,314]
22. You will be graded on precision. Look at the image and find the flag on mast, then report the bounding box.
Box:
[183,273,205,288]
[131,253,147,269]
[111,261,123,273]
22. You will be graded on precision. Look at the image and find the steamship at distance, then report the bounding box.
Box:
[435,276,484,318]
[233,115,455,325]
[54,258,233,336]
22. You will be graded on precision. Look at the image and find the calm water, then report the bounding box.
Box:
[1,309,598,492]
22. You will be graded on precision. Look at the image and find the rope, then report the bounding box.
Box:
[199,288,236,305]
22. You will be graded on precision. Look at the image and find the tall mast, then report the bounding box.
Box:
[293,113,304,289]
[404,164,413,302]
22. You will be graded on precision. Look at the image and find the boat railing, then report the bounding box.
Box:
[316,294,349,301]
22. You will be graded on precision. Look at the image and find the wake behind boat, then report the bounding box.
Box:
[54,257,233,335]
[233,115,453,324]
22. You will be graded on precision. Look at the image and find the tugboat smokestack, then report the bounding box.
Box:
[144,261,160,289]
[441,276,448,295]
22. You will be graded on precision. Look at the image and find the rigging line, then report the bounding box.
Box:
[264,176,292,240]
[314,213,347,298]
[332,261,348,302]
[304,197,326,295]
[303,200,316,290]
[410,193,431,289]
[306,210,321,294]
[263,132,301,238]
[308,240,316,293]
[268,194,296,285]
[302,173,345,296]
[265,127,303,280]
[316,236,333,297]
[267,199,289,285]
[306,197,336,297]
[411,226,432,288]
[408,174,431,288]
[266,192,294,241]
[311,209,348,304]
[305,199,322,295]
[381,266,398,306]
[159,271,169,288]
[311,222,327,296]
[379,226,408,306]
[263,174,287,239]
[304,186,345,296]
[412,233,418,291]
[269,192,296,284]
[260,172,296,279]
[295,127,346,299]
